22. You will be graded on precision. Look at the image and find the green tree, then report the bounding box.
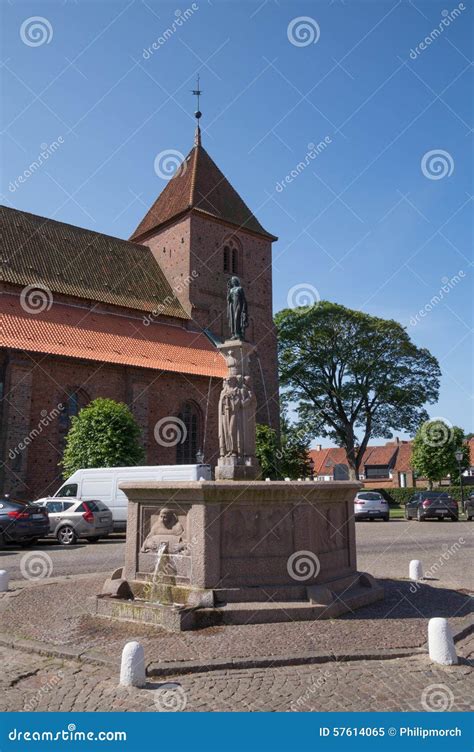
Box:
[276,301,440,480]
[62,398,144,477]
[411,420,469,487]
[256,413,311,480]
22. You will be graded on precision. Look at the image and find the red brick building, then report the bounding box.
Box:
[0,126,279,500]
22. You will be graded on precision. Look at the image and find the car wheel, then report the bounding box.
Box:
[417,510,424,522]
[0,532,5,549]
[87,537,101,543]
[383,515,389,521]
[57,526,77,546]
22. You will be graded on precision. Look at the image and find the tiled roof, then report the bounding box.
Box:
[393,442,413,472]
[130,139,276,241]
[0,294,227,379]
[310,441,411,475]
[0,205,188,318]
[362,445,398,466]
[309,447,347,475]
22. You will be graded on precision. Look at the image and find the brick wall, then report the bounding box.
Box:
[0,350,220,501]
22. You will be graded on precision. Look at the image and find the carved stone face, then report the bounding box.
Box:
[159,508,174,529]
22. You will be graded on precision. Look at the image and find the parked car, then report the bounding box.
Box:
[354,491,390,521]
[405,491,458,521]
[35,464,212,532]
[33,498,113,545]
[463,492,474,521]
[0,495,49,547]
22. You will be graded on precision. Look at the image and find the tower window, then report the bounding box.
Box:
[223,238,241,275]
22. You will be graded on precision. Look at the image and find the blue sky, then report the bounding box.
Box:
[1,0,472,442]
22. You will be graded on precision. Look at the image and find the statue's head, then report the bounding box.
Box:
[230,276,240,287]
[159,507,175,529]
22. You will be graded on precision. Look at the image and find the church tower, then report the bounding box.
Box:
[130,109,279,432]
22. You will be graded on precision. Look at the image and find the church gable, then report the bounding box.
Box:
[0,205,188,318]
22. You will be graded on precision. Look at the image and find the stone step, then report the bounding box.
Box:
[214,585,307,604]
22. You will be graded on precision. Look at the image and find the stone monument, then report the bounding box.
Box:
[97,278,383,631]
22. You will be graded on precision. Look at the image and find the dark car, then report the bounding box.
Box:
[463,492,474,521]
[405,491,458,521]
[0,496,49,547]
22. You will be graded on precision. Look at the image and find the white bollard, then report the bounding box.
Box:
[428,618,458,665]
[120,641,146,687]
[409,559,423,581]
[265,477,271,482]
[0,570,9,592]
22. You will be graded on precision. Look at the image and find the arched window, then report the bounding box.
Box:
[58,388,89,450]
[223,237,242,275]
[176,402,201,464]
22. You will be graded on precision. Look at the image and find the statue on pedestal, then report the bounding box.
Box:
[227,276,248,341]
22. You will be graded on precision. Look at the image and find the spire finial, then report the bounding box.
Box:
[192,74,202,146]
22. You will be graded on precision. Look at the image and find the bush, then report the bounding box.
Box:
[369,486,470,506]
[62,398,144,477]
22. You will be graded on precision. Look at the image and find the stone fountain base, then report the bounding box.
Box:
[96,480,383,632]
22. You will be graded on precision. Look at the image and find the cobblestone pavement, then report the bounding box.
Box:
[0,574,470,666]
[0,642,472,713]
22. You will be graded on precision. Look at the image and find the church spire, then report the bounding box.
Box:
[192,74,202,147]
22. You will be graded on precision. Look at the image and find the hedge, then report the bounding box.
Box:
[369,486,471,506]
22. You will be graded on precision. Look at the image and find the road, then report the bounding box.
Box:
[0,520,472,590]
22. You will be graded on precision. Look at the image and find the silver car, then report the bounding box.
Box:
[354,491,390,521]
[34,498,113,545]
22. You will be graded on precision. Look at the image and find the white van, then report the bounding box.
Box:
[36,465,211,531]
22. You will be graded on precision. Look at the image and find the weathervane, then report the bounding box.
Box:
[192,75,202,146]
[192,74,202,121]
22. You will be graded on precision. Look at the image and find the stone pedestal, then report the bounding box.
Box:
[96,480,383,631]
[215,339,260,481]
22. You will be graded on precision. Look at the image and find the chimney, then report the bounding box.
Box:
[315,444,322,452]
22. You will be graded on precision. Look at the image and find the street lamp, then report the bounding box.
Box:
[454,449,465,511]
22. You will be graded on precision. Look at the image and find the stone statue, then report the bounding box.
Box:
[227,276,248,341]
[218,376,243,457]
[141,507,186,554]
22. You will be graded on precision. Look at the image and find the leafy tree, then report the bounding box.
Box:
[256,412,311,480]
[276,301,440,481]
[62,398,144,477]
[411,420,469,487]
[464,432,474,441]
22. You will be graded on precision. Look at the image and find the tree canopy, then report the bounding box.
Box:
[62,398,144,477]
[276,301,441,479]
[411,420,469,486]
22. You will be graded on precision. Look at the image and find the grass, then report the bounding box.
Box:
[389,506,405,519]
